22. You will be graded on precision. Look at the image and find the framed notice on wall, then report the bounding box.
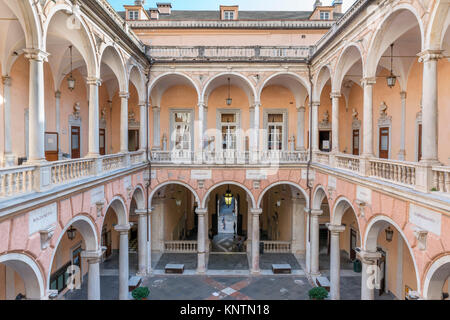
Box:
[45,132,59,161]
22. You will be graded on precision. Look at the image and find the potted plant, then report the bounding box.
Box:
[308,287,329,300]
[132,286,150,300]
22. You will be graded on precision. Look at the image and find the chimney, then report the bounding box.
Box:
[314,0,323,9]
[156,3,172,15]
[332,0,343,14]
[149,8,159,20]
[134,0,145,5]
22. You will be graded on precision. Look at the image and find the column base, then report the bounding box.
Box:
[136,270,148,277]
[85,153,100,159]
[2,154,16,167]
[250,269,260,275]
[397,150,406,161]
[24,158,47,166]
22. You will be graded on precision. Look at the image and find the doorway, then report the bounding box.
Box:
[128,129,139,151]
[417,124,422,161]
[319,130,331,152]
[350,228,357,261]
[71,126,80,159]
[379,127,389,159]
[99,128,106,155]
[352,130,360,155]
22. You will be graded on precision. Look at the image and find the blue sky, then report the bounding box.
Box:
[108,0,357,12]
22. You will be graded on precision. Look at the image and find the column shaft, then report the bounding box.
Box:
[152,106,160,149]
[310,209,322,275]
[2,76,14,166]
[87,259,101,300]
[139,103,147,150]
[331,93,340,153]
[398,91,407,160]
[251,209,262,273]
[196,209,207,273]
[115,225,130,300]
[328,224,345,300]
[297,106,306,150]
[362,78,375,157]
[87,78,101,157]
[253,102,260,152]
[137,210,147,275]
[311,103,319,152]
[120,92,129,153]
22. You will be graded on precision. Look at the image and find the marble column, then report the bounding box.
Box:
[2,76,14,166]
[152,106,161,149]
[310,209,323,276]
[398,91,407,160]
[135,209,148,275]
[418,50,442,163]
[331,92,341,153]
[291,198,306,253]
[114,224,130,300]
[253,102,261,157]
[296,106,306,151]
[196,208,207,273]
[81,250,103,300]
[311,102,320,152]
[139,102,147,150]
[196,102,205,163]
[24,49,48,163]
[361,78,376,157]
[327,224,346,300]
[250,208,262,274]
[86,78,101,157]
[357,250,381,300]
[119,92,129,153]
[147,208,153,274]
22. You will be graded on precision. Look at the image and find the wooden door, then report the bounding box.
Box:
[418,124,422,161]
[319,130,331,152]
[350,229,357,260]
[379,127,389,159]
[71,126,80,159]
[45,132,59,161]
[128,129,139,152]
[352,130,360,155]
[99,129,106,155]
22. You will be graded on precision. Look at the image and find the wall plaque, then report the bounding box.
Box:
[328,175,337,190]
[91,186,105,205]
[29,203,57,235]
[246,169,267,180]
[191,170,212,180]
[356,186,371,205]
[409,204,441,236]
[301,169,315,180]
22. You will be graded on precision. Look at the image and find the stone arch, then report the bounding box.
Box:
[43,2,97,81]
[363,214,421,293]
[201,72,257,106]
[98,44,128,92]
[312,184,328,210]
[149,181,200,209]
[131,185,146,210]
[149,72,201,107]
[128,64,146,102]
[0,252,45,299]
[365,4,425,78]
[331,196,362,232]
[423,253,450,299]
[202,181,256,209]
[256,181,309,209]
[257,72,310,108]
[313,64,332,102]
[47,214,99,293]
[425,0,450,50]
[103,196,128,226]
[332,43,365,92]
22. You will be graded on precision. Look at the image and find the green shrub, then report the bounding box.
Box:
[308,286,329,300]
[132,286,150,300]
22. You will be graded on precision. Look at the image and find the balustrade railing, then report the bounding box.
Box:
[0,165,35,198]
[164,241,198,253]
[261,241,291,253]
[369,158,416,186]
[102,154,126,172]
[130,150,145,165]
[315,151,330,165]
[51,158,95,185]
[336,153,360,172]
[432,166,450,194]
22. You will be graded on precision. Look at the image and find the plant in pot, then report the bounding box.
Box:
[308,287,329,300]
[132,286,150,300]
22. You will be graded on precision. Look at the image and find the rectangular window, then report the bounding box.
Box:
[129,10,139,20]
[320,11,330,20]
[224,11,235,20]
[172,112,192,151]
[221,113,237,150]
[267,114,284,151]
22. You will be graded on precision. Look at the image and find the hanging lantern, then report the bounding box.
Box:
[176,199,182,206]
[386,43,397,88]
[67,226,76,240]
[67,45,76,91]
[226,77,232,106]
[224,185,233,207]
[385,226,394,242]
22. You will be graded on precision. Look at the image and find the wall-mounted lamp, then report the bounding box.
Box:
[385,226,394,242]
[67,226,76,240]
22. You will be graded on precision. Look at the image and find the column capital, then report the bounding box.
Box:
[356,250,381,265]
[250,208,263,215]
[134,209,148,215]
[291,197,306,206]
[2,76,11,86]
[326,223,345,234]
[308,209,323,216]
[253,101,261,108]
[360,77,376,86]
[86,77,102,86]
[197,101,206,108]
[400,91,407,100]
[311,101,320,108]
[195,208,208,215]
[119,91,129,99]
[296,105,306,112]
[114,224,131,233]
[152,105,160,111]
[417,49,443,63]
[24,48,49,62]
[138,101,146,107]
[330,91,341,99]
[81,249,104,263]
[55,90,61,99]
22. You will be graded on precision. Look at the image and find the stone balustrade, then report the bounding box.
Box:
[315,151,330,165]
[0,164,35,198]
[432,166,450,194]
[102,154,127,173]
[261,241,292,253]
[50,158,95,185]
[369,158,416,186]
[336,153,360,172]
[164,241,198,253]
